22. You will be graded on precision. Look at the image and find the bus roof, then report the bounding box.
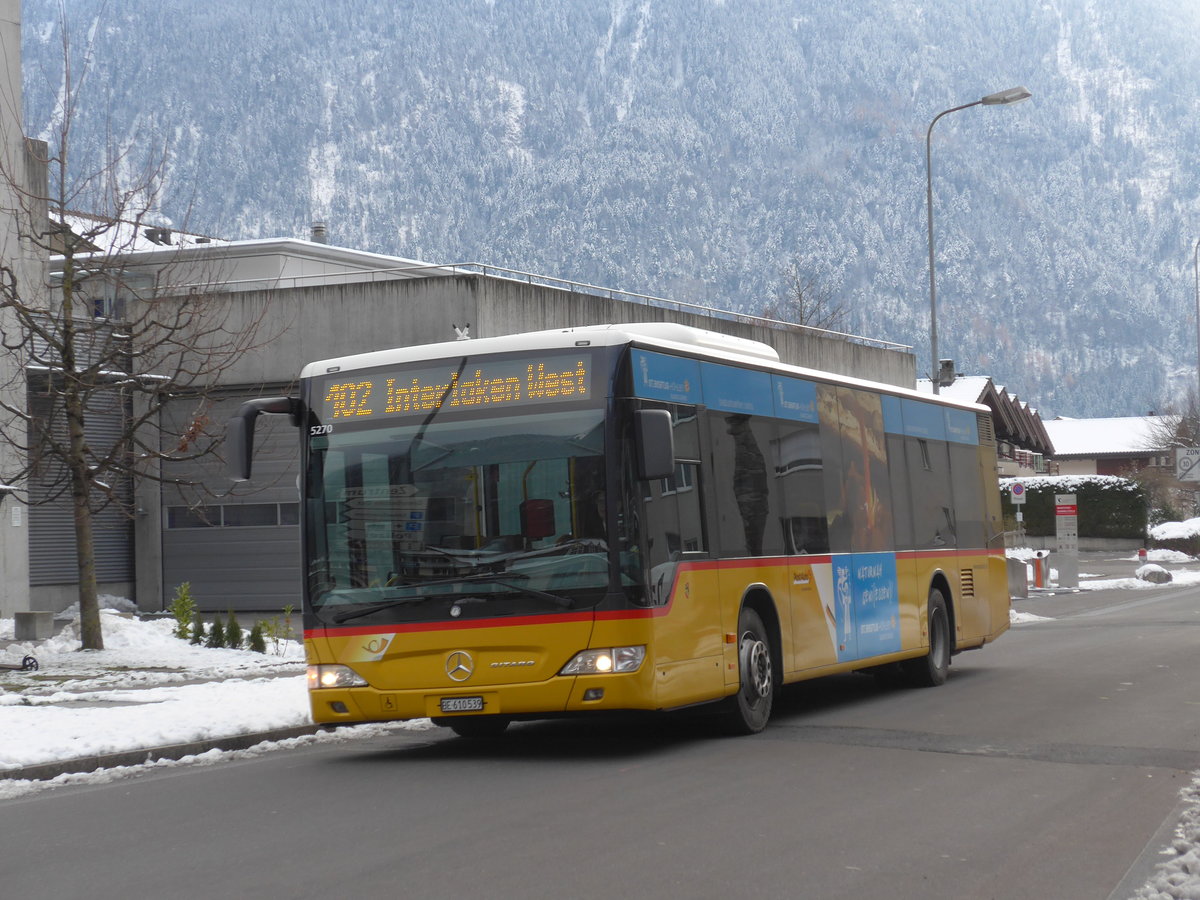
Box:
[298,323,988,415]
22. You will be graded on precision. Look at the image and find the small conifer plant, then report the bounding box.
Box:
[190,611,206,645]
[206,618,226,649]
[248,622,267,654]
[225,611,243,650]
[169,582,196,641]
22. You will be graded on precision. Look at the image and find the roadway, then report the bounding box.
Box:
[1,552,1196,899]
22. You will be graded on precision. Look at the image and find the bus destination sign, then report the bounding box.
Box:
[317,352,592,423]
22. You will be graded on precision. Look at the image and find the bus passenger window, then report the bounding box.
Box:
[708,414,782,557]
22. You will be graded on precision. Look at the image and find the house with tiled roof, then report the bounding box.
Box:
[1043,414,1196,517]
[1042,415,1174,477]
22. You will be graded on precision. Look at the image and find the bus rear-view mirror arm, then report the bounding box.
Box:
[635,409,675,481]
[226,397,303,482]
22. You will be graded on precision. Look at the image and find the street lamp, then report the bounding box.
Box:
[926,85,1032,393]
[1194,237,1200,401]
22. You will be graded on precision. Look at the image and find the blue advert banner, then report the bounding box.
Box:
[832,552,901,663]
[631,350,701,404]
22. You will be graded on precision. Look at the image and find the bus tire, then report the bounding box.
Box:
[903,588,950,688]
[441,716,510,739]
[722,607,774,735]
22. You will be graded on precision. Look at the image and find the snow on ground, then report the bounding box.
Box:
[1077,568,1200,592]
[1010,610,1054,624]
[0,605,304,691]
[0,605,430,796]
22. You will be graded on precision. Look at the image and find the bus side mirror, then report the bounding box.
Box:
[635,409,675,480]
[226,397,302,482]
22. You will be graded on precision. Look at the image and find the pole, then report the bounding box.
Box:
[1194,237,1200,400]
[925,87,1031,394]
[926,101,982,394]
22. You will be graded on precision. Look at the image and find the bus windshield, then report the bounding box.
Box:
[305,408,623,624]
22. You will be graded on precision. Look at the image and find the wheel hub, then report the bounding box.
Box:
[741,635,771,699]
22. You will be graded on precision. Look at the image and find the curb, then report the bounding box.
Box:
[0,725,322,783]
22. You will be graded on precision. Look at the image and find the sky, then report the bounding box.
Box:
[0,571,1197,898]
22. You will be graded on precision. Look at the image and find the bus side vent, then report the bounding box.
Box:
[959,568,976,598]
[976,413,996,446]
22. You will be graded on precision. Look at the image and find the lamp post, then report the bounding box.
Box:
[926,85,1031,393]
[1194,237,1200,401]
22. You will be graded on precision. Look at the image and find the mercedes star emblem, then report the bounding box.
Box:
[446,651,474,682]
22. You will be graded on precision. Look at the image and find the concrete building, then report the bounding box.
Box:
[45,237,917,613]
[0,0,49,619]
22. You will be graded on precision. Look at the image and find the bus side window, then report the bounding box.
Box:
[908,436,956,549]
[774,422,829,555]
[707,413,784,558]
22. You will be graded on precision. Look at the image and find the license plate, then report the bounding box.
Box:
[440,696,485,713]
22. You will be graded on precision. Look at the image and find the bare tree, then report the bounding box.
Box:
[0,9,269,649]
[760,258,848,333]
[1133,391,1198,523]
[1143,389,1200,451]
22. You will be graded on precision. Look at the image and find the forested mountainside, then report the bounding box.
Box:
[21,0,1200,417]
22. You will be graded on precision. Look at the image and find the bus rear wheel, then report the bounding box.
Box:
[722,607,774,735]
[903,588,950,687]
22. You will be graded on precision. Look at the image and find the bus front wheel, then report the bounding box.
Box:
[903,588,950,687]
[722,607,774,735]
[437,716,511,739]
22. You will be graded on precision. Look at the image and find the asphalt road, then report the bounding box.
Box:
[2,552,1197,900]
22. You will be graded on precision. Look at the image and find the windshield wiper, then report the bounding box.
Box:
[330,572,573,624]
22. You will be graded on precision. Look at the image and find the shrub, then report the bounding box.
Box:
[206,618,226,649]
[247,622,267,654]
[190,611,206,645]
[225,611,243,650]
[1149,517,1200,556]
[261,604,296,655]
[169,582,196,641]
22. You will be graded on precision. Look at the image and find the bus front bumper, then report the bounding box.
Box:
[309,670,658,726]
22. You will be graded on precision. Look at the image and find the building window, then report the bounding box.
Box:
[166,503,300,528]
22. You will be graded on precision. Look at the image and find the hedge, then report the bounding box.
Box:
[999,475,1146,540]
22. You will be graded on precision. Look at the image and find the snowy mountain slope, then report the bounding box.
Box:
[20,0,1200,416]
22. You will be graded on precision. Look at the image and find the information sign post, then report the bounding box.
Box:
[1009,481,1025,545]
[1055,493,1079,589]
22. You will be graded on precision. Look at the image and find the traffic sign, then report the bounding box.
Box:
[1009,481,1026,505]
[1177,447,1200,482]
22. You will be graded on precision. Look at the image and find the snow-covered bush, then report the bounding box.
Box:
[1149,517,1200,556]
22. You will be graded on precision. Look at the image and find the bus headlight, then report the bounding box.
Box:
[560,646,646,675]
[307,664,368,689]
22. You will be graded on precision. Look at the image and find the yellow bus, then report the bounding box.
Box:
[228,323,1009,737]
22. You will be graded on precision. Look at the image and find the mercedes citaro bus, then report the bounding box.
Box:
[227,323,1009,737]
